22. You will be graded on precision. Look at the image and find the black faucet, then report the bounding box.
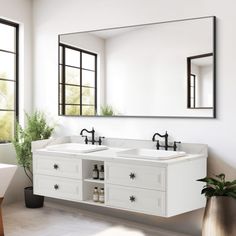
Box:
[152,131,169,150]
[152,131,181,151]
[80,127,104,145]
[80,127,95,144]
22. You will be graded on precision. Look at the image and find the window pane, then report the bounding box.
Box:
[66,67,80,85]
[0,80,14,109]
[59,65,62,83]
[59,46,62,64]
[82,106,95,116]
[190,87,194,97]
[59,84,63,104]
[65,105,80,115]
[59,105,62,115]
[65,85,80,104]
[0,111,14,141]
[65,48,80,67]
[190,98,194,108]
[0,52,15,80]
[82,87,94,105]
[82,70,95,87]
[190,75,195,86]
[0,24,15,52]
[82,53,95,70]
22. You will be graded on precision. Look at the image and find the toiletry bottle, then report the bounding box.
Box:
[99,165,104,180]
[92,164,99,179]
[93,187,99,202]
[99,188,104,203]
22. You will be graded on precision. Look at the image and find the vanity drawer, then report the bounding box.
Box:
[34,175,82,201]
[34,155,82,179]
[105,162,165,191]
[106,184,165,216]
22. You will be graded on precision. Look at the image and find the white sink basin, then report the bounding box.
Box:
[0,164,17,197]
[46,143,108,153]
[116,148,186,160]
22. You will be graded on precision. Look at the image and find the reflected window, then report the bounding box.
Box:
[189,74,196,108]
[59,43,97,116]
[0,19,19,142]
[187,53,213,109]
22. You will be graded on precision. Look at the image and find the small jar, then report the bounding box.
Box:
[93,187,99,202]
[99,165,104,180]
[99,188,104,203]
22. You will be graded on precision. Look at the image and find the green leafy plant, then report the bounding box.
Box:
[13,111,54,185]
[100,105,114,116]
[197,173,236,198]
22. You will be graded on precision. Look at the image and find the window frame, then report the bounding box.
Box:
[58,43,97,116]
[0,18,19,142]
[189,74,196,108]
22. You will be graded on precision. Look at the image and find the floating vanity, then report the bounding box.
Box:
[33,137,207,217]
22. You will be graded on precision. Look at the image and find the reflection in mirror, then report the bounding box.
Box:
[187,53,213,109]
[59,44,97,116]
[58,16,216,118]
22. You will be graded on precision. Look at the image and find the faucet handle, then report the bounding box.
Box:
[81,135,88,144]
[173,141,181,151]
[98,136,105,145]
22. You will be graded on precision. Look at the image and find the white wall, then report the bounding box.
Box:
[200,65,213,107]
[32,0,236,235]
[0,0,33,203]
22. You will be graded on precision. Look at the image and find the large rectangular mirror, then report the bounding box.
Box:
[58,16,216,118]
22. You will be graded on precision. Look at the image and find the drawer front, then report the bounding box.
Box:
[34,155,82,179]
[105,162,165,191]
[34,175,82,201]
[106,184,165,216]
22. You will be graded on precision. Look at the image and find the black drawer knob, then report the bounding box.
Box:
[129,195,136,202]
[129,173,136,179]
[53,164,59,170]
[54,184,59,190]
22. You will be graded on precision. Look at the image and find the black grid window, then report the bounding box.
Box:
[59,43,97,116]
[0,19,19,142]
[190,74,196,108]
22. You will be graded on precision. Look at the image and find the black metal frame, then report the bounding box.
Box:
[187,53,214,109]
[58,15,216,119]
[0,18,19,142]
[59,43,97,116]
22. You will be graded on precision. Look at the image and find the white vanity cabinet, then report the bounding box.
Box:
[33,145,207,217]
[105,157,206,217]
[34,155,83,201]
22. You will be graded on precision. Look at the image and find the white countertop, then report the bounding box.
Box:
[33,147,206,166]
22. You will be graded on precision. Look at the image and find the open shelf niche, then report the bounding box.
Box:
[82,159,105,205]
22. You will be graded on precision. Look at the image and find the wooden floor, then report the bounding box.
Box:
[2,202,190,236]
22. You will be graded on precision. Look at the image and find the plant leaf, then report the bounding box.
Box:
[197,174,236,198]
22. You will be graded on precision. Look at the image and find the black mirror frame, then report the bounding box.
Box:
[58,16,216,119]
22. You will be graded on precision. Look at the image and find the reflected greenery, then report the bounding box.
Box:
[0,73,14,141]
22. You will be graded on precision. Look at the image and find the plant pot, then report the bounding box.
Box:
[24,186,44,208]
[202,196,236,236]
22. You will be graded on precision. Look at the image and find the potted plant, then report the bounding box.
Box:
[197,173,236,236]
[100,105,114,116]
[13,111,54,208]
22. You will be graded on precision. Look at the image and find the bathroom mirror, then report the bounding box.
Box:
[58,16,216,118]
